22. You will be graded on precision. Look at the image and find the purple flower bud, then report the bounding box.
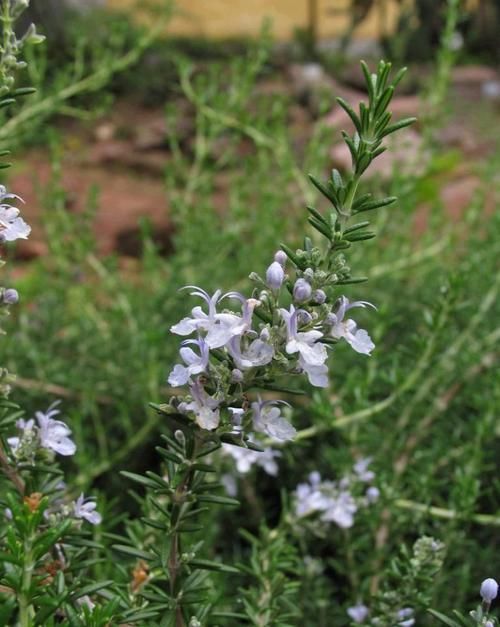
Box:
[266,261,284,290]
[231,368,244,383]
[274,250,287,266]
[480,578,498,603]
[2,288,19,304]
[366,486,380,503]
[293,278,312,303]
[313,289,326,304]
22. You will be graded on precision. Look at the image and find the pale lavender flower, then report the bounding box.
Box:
[0,186,30,242]
[179,380,220,430]
[365,486,380,503]
[295,481,330,517]
[73,494,102,525]
[228,336,274,370]
[280,305,328,388]
[168,337,209,387]
[396,608,415,627]
[293,278,312,303]
[251,399,295,441]
[170,286,241,349]
[328,296,376,355]
[347,604,369,623]
[223,442,281,476]
[2,288,19,304]
[320,490,357,528]
[353,457,375,482]
[266,261,285,290]
[480,578,499,603]
[36,405,76,456]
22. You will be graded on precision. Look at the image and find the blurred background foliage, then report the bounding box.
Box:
[0,0,499,624]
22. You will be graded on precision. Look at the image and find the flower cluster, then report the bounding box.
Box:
[348,604,415,626]
[293,459,379,529]
[165,249,375,444]
[8,402,76,461]
[0,185,30,243]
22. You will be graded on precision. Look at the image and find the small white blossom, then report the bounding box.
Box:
[179,380,220,430]
[73,494,102,525]
[347,604,369,623]
[280,305,329,388]
[168,337,209,387]
[353,457,375,482]
[328,296,375,355]
[396,608,415,627]
[36,405,76,456]
[251,399,295,441]
[228,336,274,370]
[0,186,30,242]
[223,442,281,476]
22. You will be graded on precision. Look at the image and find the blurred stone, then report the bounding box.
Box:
[94,123,116,143]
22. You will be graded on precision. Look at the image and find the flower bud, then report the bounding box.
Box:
[313,289,326,304]
[266,261,284,290]
[366,486,380,503]
[293,278,312,302]
[274,250,287,266]
[174,430,186,446]
[304,267,314,281]
[231,369,244,383]
[260,327,270,342]
[480,578,498,603]
[2,288,19,304]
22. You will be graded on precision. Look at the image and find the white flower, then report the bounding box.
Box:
[73,494,102,525]
[396,608,415,627]
[328,296,375,355]
[35,405,76,456]
[251,399,296,441]
[0,186,30,242]
[320,490,357,528]
[170,286,240,349]
[223,442,281,476]
[228,336,273,370]
[353,457,375,482]
[347,604,369,623]
[365,486,380,503]
[168,338,209,387]
[280,305,329,388]
[179,380,220,430]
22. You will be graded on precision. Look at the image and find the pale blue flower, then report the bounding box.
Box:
[168,337,209,387]
[347,604,369,623]
[36,404,76,456]
[0,186,30,242]
[179,380,220,430]
[73,493,102,525]
[328,296,375,355]
[223,442,281,476]
[170,286,241,349]
[228,336,274,370]
[396,608,415,627]
[280,305,329,387]
[353,457,375,482]
[251,399,295,441]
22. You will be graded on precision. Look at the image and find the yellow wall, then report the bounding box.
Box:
[107,0,402,41]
